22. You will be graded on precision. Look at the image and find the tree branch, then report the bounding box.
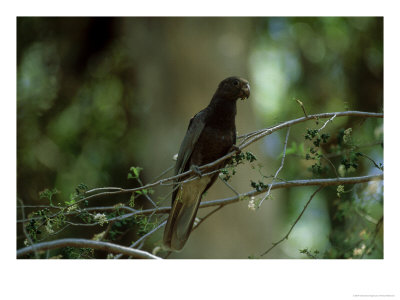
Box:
[18,173,383,228]
[258,126,291,207]
[318,114,336,132]
[100,173,383,223]
[114,220,167,259]
[17,238,161,259]
[197,173,383,209]
[74,111,383,205]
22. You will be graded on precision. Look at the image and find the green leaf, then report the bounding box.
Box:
[132,166,143,177]
[129,194,135,207]
[128,166,143,180]
[39,188,59,206]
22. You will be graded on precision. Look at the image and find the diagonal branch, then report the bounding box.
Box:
[258,126,290,207]
[318,114,336,132]
[192,205,225,232]
[261,186,324,256]
[114,220,167,259]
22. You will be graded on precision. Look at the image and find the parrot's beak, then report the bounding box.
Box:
[240,83,250,100]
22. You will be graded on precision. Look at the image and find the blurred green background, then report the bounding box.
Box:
[17,17,383,258]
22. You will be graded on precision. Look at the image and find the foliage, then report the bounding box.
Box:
[39,188,59,206]
[221,151,257,181]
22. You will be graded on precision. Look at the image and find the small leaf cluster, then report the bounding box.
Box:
[129,188,155,207]
[134,214,157,236]
[341,152,362,171]
[127,166,155,204]
[336,185,345,198]
[26,218,41,242]
[304,128,330,176]
[75,183,88,196]
[61,247,94,259]
[232,151,258,165]
[107,213,135,241]
[250,180,268,192]
[65,183,89,208]
[108,213,157,241]
[127,166,143,180]
[337,127,354,146]
[221,151,257,181]
[299,248,319,259]
[77,210,94,224]
[25,207,66,243]
[304,128,318,141]
[335,128,365,176]
[304,129,330,151]
[220,168,234,181]
[310,163,328,176]
[39,188,60,206]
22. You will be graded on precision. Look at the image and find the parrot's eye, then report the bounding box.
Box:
[233,80,240,86]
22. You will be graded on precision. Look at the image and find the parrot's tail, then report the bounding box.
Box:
[163,176,210,251]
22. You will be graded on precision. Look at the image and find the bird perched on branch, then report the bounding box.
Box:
[163,76,250,251]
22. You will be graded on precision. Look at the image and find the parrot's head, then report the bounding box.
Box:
[216,76,250,101]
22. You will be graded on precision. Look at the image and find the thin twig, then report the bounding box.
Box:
[16,205,138,224]
[85,187,124,194]
[17,238,161,259]
[258,127,291,207]
[36,224,71,242]
[219,177,240,196]
[17,204,65,209]
[152,164,175,181]
[324,141,383,159]
[318,114,336,132]
[100,221,115,241]
[261,186,324,256]
[192,205,225,232]
[360,216,383,259]
[136,177,157,207]
[321,154,340,178]
[295,99,308,117]
[355,207,378,225]
[114,220,167,259]
[17,198,39,259]
[359,153,383,171]
[132,220,167,248]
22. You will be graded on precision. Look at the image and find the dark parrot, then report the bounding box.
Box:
[163,76,250,251]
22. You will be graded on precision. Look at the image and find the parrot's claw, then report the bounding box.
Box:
[230,145,241,154]
[191,165,202,178]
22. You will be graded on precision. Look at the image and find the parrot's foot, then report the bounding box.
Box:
[190,165,202,178]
